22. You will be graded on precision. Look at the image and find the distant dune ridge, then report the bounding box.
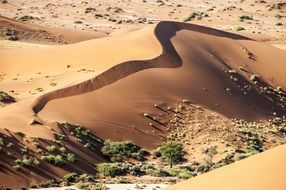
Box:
[0,16,107,44]
[0,21,286,188]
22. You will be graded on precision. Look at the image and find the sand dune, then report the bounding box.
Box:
[165,144,286,190]
[1,21,286,143]
[0,21,286,188]
[36,22,286,147]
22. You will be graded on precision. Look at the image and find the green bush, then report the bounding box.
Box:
[15,155,34,167]
[46,145,56,152]
[157,141,184,168]
[239,15,253,21]
[39,180,59,188]
[63,173,95,183]
[128,165,144,176]
[59,147,66,153]
[63,172,78,183]
[96,163,126,177]
[101,140,141,162]
[41,154,64,165]
[166,168,193,179]
[22,158,33,166]
[77,173,95,182]
[146,169,170,177]
[66,153,75,163]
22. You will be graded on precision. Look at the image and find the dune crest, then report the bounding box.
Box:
[32,21,249,114]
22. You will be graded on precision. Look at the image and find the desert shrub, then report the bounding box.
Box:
[113,177,131,184]
[46,145,56,152]
[146,169,170,177]
[14,155,34,167]
[250,74,259,81]
[0,91,15,103]
[58,123,102,150]
[96,163,126,177]
[19,15,36,21]
[166,168,193,179]
[202,146,218,158]
[41,154,64,165]
[39,180,59,188]
[101,140,141,162]
[154,150,162,157]
[62,173,95,184]
[184,12,208,22]
[74,20,83,24]
[128,165,144,176]
[59,147,66,153]
[85,7,96,13]
[236,26,245,31]
[138,149,149,156]
[77,173,95,182]
[239,15,253,21]
[7,35,18,41]
[63,172,78,183]
[66,153,75,163]
[21,158,33,166]
[157,141,184,167]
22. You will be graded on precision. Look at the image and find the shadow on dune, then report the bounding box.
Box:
[32,21,249,114]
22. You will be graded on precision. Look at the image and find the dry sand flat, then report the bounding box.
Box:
[164,145,286,190]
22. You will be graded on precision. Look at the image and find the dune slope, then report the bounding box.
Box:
[165,144,286,190]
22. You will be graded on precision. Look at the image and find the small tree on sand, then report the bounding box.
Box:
[157,141,184,168]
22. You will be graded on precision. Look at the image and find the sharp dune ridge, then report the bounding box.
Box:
[32,21,250,114]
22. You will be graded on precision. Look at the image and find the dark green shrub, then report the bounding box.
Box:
[63,172,78,183]
[239,15,253,21]
[96,163,125,177]
[146,169,170,177]
[166,168,193,179]
[41,154,64,165]
[157,141,184,168]
[101,140,141,162]
[39,180,59,188]
[77,173,95,182]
